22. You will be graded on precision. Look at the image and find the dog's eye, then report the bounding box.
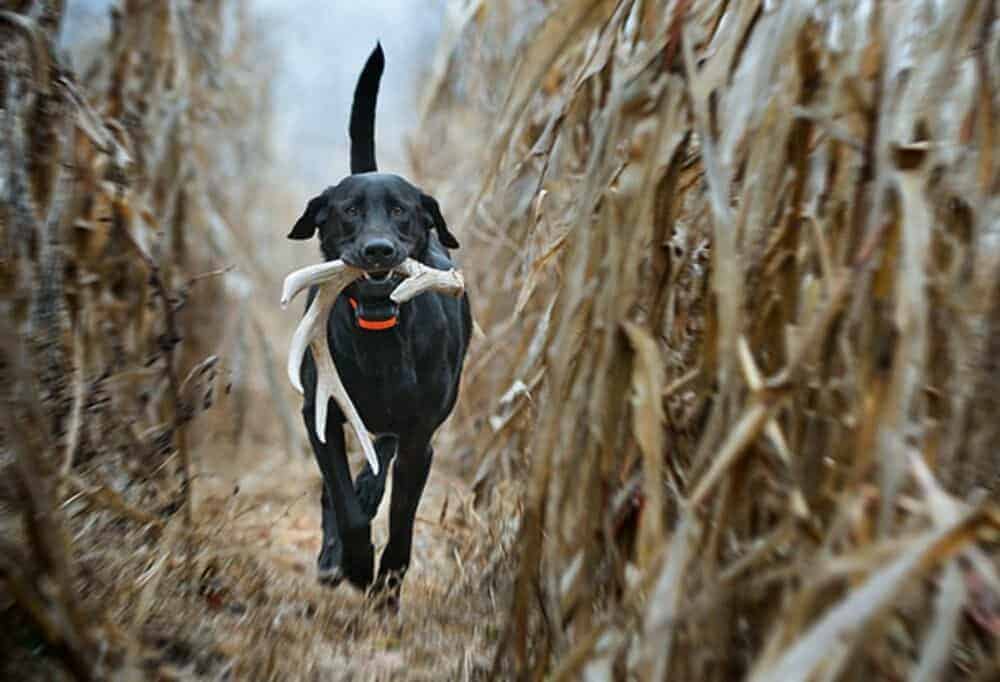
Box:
[390,205,404,218]
[344,206,359,217]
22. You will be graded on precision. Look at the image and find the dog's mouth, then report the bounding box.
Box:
[362,269,393,283]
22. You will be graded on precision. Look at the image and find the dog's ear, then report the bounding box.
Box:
[287,193,331,240]
[420,193,459,249]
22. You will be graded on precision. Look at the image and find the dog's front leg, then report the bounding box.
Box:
[301,357,374,589]
[317,485,344,585]
[372,439,433,610]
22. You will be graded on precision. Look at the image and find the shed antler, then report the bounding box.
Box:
[281,258,465,476]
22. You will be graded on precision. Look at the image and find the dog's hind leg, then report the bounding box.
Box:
[372,439,433,611]
[355,434,397,519]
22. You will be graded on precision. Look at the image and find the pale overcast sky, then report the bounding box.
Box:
[252,0,446,186]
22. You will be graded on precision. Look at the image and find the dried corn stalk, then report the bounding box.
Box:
[420,0,1000,678]
[0,1,269,677]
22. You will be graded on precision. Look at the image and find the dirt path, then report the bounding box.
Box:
[190,430,495,679]
[196,443,468,586]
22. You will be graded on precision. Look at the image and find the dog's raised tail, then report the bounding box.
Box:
[350,42,384,174]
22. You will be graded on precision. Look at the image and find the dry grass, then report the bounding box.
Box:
[3,0,1000,680]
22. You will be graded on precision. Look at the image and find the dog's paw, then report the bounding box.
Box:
[342,552,375,589]
[317,564,344,588]
[369,570,403,613]
[368,587,400,615]
[339,532,375,589]
[317,540,344,588]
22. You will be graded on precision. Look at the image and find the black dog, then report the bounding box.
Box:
[287,44,471,608]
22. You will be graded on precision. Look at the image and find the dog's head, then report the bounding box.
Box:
[287,173,458,272]
[286,44,459,323]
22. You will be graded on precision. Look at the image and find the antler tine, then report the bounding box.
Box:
[390,258,465,303]
[281,259,361,309]
[282,260,380,475]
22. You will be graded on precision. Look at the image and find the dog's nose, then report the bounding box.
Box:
[362,238,397,263]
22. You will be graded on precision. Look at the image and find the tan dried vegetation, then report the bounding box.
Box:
[2,0,999,680]
[420,0,1000,679]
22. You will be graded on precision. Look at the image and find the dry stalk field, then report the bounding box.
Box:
[2,0,1000,680]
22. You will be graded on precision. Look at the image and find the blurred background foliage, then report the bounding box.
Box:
[1,0,1000,680]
